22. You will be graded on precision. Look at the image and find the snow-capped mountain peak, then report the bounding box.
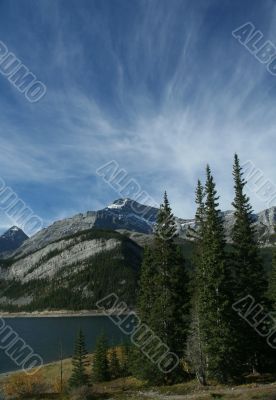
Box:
[0,226,28,255]
[10,226,20,232]
[2,226,25,238]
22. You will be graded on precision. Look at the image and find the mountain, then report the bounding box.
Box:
[0,226,28,256]
[5,198,192,259]
[0,198,275,312]
[1,199,275,261]
[8,198,158,260]
[0,229,142,311]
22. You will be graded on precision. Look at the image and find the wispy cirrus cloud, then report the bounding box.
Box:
[0,0,275,234]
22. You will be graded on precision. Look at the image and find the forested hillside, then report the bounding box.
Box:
[0,229,142,311]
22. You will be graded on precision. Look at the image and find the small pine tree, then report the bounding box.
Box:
[92,334,110,383]
[109,347,120,380]
[69,330,89,387]
[120,341,131,377]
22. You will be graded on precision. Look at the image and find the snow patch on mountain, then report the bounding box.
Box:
[107,198,129,209]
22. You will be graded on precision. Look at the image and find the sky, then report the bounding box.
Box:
[0,0,276,234]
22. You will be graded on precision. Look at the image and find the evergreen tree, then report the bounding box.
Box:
[231,154,267,372]
[129,346,165,384]
[133,192,190,384]
[152,192,190,360]
[92,334,110,382]
[232,154,267,300]
[265,244,276,372]
[268,247,276,307]
[137,245,157,322]
[186,297,207,386]
[187,180,206,309]
[120,341,131,377]
[109,347,120,380]
[197,166,238,383]
[187,180,207,385]
[69,330,90,387]
[188,180,205,242]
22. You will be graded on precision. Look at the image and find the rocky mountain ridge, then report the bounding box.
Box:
[6,198,276,260]
[0,198,275,311]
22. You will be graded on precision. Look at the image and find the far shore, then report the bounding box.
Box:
[0,309,131,318]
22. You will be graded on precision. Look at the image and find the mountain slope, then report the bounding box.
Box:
[0,229,142,311]
[0,198,275,312]
[9,199,157,260]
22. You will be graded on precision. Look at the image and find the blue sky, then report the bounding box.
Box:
[0,0,276,234]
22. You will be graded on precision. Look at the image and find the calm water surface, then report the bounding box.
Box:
[0,316,127,374]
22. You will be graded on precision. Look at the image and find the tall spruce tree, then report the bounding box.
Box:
[187,180,207,385]
[152,192,190,359]
[187,297,207,385]
[130,243,165,384]
[69,330,90,387]
[268,247,276,307]
[132,192,190,384]
[231,154,267,372]
[138,245,157,323]
[197,166,238,383]
[188,179,206,300]
[92,334,110,383]
[232,154,267,300]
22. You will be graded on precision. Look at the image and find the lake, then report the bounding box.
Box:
[0,316,127,374]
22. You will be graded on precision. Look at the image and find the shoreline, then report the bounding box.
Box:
[0,309,118,318]
[0,354,74,379]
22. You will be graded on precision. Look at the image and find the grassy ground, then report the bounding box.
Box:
[2,357,276,399]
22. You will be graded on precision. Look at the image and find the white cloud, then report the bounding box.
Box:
[0,0,276,223]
